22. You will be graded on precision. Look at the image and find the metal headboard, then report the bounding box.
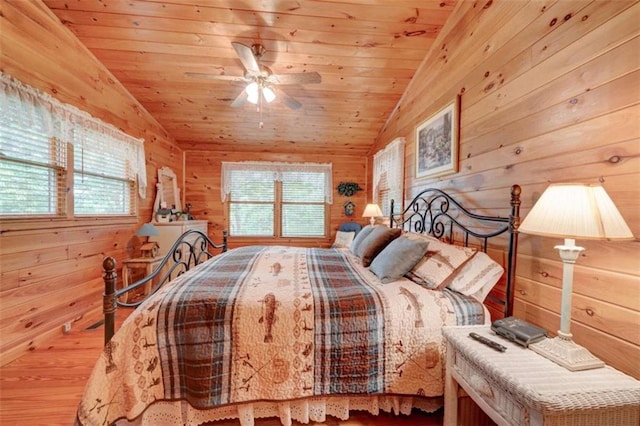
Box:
[389,185,521,317]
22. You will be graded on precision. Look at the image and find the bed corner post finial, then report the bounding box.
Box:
[389,199,395,227]
[510,184,522,232]
[506,185,522,317]
[103,256,117,345]
[222,230,228,252]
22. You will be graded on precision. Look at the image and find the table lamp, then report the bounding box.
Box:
[518,183,634,371]
[362,203,383,226]
[136,222,160,257]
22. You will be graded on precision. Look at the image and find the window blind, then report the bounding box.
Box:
[0,95,67,216]
[229,169,275,236]
[74,129,135,215]
[281,171,325,237]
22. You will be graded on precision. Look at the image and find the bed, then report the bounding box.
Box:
[76,185,522,426]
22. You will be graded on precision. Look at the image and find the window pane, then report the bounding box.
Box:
[282,204,325,237]
[230,203,274,236]
[282,171,325,202]
[0,160,61,215]
[74,173,132,215]
[230,170,275,202]
[0,94,67,216]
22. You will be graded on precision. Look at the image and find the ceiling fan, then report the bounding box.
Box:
[186,42,321,110]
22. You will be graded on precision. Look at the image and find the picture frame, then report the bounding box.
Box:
[415,96,460,179]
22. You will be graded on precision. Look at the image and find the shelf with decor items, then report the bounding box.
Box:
[443,325,640,426]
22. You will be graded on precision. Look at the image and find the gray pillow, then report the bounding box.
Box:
[357,226,401,267]
[370,236,430,284]
[349,225,375,256]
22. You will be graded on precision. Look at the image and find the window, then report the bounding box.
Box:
[373,137,405,216]
[0,72,146,218]
[222,162,332,238]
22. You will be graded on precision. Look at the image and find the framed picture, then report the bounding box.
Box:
[415,96,460,179]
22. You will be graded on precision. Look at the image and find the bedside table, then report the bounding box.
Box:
[443,325,640,426]
[120,256,164,302]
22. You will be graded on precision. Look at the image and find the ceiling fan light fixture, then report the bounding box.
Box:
[246,82,259,104]
[263,86,276,103]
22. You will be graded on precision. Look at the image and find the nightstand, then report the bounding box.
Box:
[120,256,164,303]
[443,325,640,426]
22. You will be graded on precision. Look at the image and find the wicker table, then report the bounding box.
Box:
[443,325,640,426]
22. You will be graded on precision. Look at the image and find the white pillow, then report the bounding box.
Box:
[446,251,504,300]
[406,237,477,290]
[332,231,355,248]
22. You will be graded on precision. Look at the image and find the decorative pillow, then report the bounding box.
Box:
[349,225,375,256]
[369,236,430,284]
[357,226,402,267]
[332,231,355,248]
[406,239,477,290]
[448,251,504,299]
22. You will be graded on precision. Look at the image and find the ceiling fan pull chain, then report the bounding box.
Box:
[258,89,264,128]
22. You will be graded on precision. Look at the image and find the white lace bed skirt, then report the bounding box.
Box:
[119,395,443,426]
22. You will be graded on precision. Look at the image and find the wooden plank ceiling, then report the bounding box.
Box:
[44,0,457,155]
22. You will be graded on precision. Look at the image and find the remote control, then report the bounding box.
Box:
[469,332,507,352]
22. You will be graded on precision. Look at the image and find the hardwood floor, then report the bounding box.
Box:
[0,308,443,426]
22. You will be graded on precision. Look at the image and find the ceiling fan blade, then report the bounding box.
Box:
[230,90,248,108]
[185,72,246,82]
[232,42,260,74]
[274,87,302,110]
[269,72,322,85]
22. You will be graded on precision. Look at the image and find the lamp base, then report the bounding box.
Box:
[529,335,605,371]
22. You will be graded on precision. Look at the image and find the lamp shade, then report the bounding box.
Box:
[136,222,160,237]
[362,203,383,218]
[519,183,633,240]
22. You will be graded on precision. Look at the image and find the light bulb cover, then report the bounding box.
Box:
[263,86,276,103]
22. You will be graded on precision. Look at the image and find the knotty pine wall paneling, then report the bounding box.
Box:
[183,151,368,249]
[372,0,639,377]
[0,1,183,365]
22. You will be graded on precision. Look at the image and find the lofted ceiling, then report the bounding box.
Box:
[44,0,458,156]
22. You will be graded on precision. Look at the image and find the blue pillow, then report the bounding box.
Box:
[349,225,375,256]
[369,236,430,284]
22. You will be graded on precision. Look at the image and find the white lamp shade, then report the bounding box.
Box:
[246,82,259,104]
[362,203,383,218]
[263,86,276,103]
[519,183,633,240]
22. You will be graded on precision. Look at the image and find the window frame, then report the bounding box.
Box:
[224,163,331,240]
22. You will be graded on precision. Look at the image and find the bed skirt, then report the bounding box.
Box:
[117,394,443,426]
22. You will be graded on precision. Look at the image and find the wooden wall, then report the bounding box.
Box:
[183,151,368,249]
[374,0,639,378]
[0,1,183,365]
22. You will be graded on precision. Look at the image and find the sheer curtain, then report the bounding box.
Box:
[373,137,405,214]
[0,72,147,198]
[221,161,333,204]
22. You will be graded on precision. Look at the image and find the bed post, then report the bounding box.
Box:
[506,185,522,317]
[389,199,395,226]
[103,257,117,345]
[222,230,228,252]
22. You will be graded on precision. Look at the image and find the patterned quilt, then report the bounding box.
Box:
[76,246,486,425]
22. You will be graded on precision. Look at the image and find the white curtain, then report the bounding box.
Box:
[221,161,333,204]
[373,137,405,212]
[0,72,147,198]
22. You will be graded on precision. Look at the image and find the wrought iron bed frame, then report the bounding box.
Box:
[102,229,227,344]
[101,184,521,344]
[389,184,521,317]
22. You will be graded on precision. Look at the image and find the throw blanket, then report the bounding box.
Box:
[76,246,485,425]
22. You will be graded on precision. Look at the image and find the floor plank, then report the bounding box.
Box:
[0,308,443,425]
